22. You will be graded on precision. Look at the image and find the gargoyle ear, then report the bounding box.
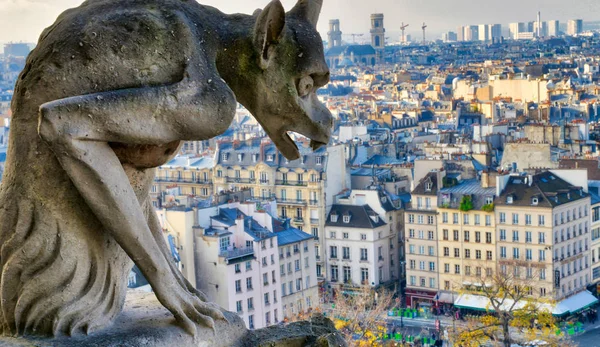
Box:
[288,0,323,28]
[254,0,285,70]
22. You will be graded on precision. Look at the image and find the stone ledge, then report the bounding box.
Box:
[0,291,345,347]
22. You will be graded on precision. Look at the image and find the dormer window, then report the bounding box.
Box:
[567,193,571,200]
[532,197,539,206]
[222,153,229,161]
[252,154,258,162]
[331,214,339,222]
[507,195,513,204]
[425,182,432,192]
[343,215,351,223]
[237,154,243,161]
[266,155,274,162]
[316,156,322,165]
[485,196,494,205]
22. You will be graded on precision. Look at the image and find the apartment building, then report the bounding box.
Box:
[152,156,215,206]
[404,172,440,309]
[436,175,496,298]
[590,193,600,287]
[277,227,319,319]
[158,200,318,330]
[213,139,347,280]
[495,171,592,302]
[324,204,394,292]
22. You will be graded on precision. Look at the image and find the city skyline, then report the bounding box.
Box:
[1,0,599,45]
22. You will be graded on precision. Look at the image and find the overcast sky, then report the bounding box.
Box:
[1,0,599,45]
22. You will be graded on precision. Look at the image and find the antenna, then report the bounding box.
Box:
[422,22,428,44]
[400,22,409,43]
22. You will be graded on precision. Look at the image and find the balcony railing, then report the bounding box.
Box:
[219,247,254,260]
[276,198,307,206]
[155,177,211,184]
[275,180,307,187]
[226,177,256,184]
[309,200,319,206]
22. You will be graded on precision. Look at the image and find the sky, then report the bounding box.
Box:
[1,0,599,45]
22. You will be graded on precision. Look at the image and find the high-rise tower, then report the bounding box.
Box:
[370,14,385,63]
[327,19,342,49]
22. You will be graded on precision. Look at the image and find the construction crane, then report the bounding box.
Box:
[349,33,363,43]
[421,22,427,44]
[400,22,409,43]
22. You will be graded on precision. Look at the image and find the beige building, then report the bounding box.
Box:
[404,171,441,311]
[152,156,215,206]
[436,175,497,299]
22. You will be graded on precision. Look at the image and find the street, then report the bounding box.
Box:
[572,324,600,345]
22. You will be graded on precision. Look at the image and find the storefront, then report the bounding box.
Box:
[405,288,437,316]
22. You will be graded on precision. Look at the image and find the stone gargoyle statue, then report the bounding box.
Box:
[0,0,332,338]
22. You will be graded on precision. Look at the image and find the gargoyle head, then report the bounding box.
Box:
[245,0,333,160]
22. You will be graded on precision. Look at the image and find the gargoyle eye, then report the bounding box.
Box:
[297,76,314,98]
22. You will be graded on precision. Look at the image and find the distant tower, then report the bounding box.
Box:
[328,19,342,49]
[537,11,541,37]
[370,14,385,63]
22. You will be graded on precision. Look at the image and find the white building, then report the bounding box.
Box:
[324,197,398,292]
[158,200,318,329]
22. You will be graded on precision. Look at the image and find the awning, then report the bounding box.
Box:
[454,293,493,311]
[434,291,457,303]
[553,290,598,316]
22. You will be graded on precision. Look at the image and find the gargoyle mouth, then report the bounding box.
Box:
[271,130,329,161]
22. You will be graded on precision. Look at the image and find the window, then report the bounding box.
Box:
[500,229,506,241]
[476,267,482,276]
[248,297,254,311]
[453,213,459,224]
[235,280,242,293]
[408,214,414,223]
[360,248,368,261]
[295,260,300,271]
[512,213,519,225]
[330,265,338,281]
[444,264,450,273]
[486,268,493,276]
[361,268,369,284]
[454,248,460,258]
[342,232,349,239]
[464,230,470,242]
[539,232,546,244]
[499,212,506,224]
[428,231,434,240]
[455,265,460,274]
[428,246,435,256]
[263,273,269,286]
[409,229,415,238]
[486,251,492,260]
[361,234,367,240]
[443,229,449,240]
[417,215,424,224]
[526,249,532,261]
[235,264,241,273]
[474,214,480,225]
[428,216,434,224]
[410,276,416,286]
[463,214,469,225]
[220,236,230,251]
[525,231,532,243]
[512,230,519,242]
[419,261,426,270]
[236,300,243,313]
[342,247,350,260]
[525,214,532,225]
[343,215,350,223]
[429,278,436,288]
[476,250,482,259]
[485,232,492,243]
[444,247,449,257]
[420,277,426,287]
[409,245,415,254]
[246,277,253,290]
[296,278,301,291]
[539,250,546,261]
[442,212,448,223]
[429,262,435,271]
[475,231,481,243]
[453,230,459,241]
[330,246,337,259]
[343,266,351,283]
[513,248,520,259]
[485,215,491,226]
[539,215,545,226]
[409,260,416,269]
[500,247,506,259]
[465,249,471,258]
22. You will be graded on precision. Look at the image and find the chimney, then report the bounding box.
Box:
[481,171,489,188]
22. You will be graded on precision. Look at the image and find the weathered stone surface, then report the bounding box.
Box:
[0,0,332,341]
[0,292,345,347]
